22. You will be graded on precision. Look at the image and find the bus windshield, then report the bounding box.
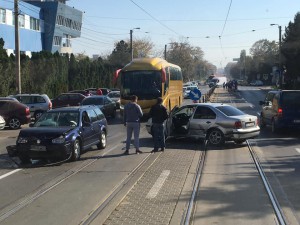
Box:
[121,70,162,100]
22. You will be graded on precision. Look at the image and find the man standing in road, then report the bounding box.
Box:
[149,97,168,152]
[123,95,143,155]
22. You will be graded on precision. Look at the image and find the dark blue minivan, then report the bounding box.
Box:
[259,90,300,133]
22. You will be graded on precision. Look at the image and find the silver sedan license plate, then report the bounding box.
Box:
[245,122,255,127]
[30,145,46,151]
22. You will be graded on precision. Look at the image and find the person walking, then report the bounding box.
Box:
[149,97,168,152]
[123,95,143,155]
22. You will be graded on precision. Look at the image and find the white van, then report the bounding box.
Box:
[211,76,227,87]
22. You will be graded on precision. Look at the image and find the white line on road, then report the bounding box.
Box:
[146,170,170,199]
[295,148,300,154]
[0,169,22,180]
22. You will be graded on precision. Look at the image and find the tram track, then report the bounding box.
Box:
[183,139,288,225]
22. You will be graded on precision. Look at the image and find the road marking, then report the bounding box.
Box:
[0,169,22,180]
[296,148,300,154]
[146,170,170,199]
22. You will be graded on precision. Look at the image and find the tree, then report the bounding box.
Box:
[281,12,300,87]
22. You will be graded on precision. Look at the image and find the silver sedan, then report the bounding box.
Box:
[147,103,260,145]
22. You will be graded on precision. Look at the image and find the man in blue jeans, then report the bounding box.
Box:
[123,95,143,155]
[149,97,168,152]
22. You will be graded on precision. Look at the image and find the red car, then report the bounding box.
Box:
[0,100,31,129]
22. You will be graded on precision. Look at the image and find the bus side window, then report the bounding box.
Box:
[164,67,170,94]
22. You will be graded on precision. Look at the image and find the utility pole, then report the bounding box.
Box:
[164,44,167,60]
[279,25,282,89]
[130,29,133,61]
[14,0,21,94]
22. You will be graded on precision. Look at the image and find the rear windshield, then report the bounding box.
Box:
[216,105,245,116]
[282,92,300,107]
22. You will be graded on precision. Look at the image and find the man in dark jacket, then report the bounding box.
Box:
[149,97,168,152]
[123,95,143,154]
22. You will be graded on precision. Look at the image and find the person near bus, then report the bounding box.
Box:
[123,95,143,155]
[149,97,168,152]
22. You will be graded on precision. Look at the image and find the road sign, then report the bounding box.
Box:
[189,88,201,101]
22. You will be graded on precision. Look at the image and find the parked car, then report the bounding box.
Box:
[0,97,19,101]
[52,93,86,108]
[259,90,300,133]
[0,100,31,129]
[81,95,117,118]
[146,103,260,145]
[12,105,108,163]
[11,94,52,120]
[0,115,5,130]
[68,90,91,96]
[107,91,120,109]
[250,80,263,86]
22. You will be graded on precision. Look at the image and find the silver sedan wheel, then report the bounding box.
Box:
[208,129,224,145]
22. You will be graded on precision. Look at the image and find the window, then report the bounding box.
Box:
[193,106,216,119]
[53,36,62,46]
[87,109,97,122]
[30,17,40,31]
[19,14,25,28]
[0,8,6,24]
[93,107,105,120]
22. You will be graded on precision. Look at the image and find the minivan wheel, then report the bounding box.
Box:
[260,115,266,128]
[9,118,21,129]
[207,129,225,145]
[97,132,107,149]
[271,120,277,133]
[71,139,81,161]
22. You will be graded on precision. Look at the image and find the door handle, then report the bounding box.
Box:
[206,121,211,124]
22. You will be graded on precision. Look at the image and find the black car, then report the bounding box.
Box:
[14,105,108,163]
[81,95,117,118]
[259,90,300,132]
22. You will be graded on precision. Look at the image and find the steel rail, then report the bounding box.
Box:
[182,140,207,225]
[247,140,287,225]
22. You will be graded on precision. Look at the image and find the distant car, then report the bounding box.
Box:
[183,85,198,99]
[13,105,108,163]
[11,94,52,120]
[68,90,91,96]
[259,90,300,133]
[146,103,260,145]
[0,100,31,129]
[81,95,117,118]
[52,93,86,108]
[107,91,120,109]
[250,80,263,86]
[0,115,5,130]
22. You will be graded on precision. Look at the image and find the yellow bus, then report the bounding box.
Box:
[115,57,183,115]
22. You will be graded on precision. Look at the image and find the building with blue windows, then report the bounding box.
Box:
[0,0,82,57]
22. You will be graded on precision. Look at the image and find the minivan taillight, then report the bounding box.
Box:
[278,108,283,117]
[234,121,242,129]
[49,101,52,109]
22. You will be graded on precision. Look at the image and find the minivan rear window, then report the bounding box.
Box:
[282,92,300,107]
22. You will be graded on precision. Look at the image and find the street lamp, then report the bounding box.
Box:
[130,27,140,61]
[271,23,282,88]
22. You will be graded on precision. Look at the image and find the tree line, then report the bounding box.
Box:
[225,12,300,89]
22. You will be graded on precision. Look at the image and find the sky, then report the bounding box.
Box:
[68,0,300,69]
